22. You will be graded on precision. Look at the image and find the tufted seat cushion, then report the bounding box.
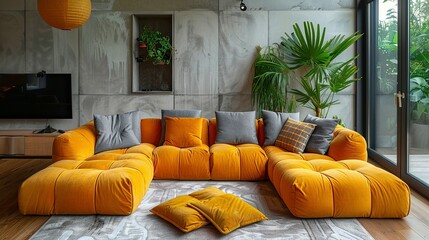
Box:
[152,145,211,180]
[269,159,410,218]
[19,155,153,215]
[210,144,267,180]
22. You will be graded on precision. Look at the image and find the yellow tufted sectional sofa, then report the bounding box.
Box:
[19,118,410,218]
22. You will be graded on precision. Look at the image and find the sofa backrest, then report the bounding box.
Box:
[209,118,264,146]
[140,118,209,146]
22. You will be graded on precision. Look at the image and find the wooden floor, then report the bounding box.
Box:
[0,158,429,240]
[0,158,51,240]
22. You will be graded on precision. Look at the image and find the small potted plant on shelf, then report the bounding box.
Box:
[137,26,173,65]
[136,27,151,48]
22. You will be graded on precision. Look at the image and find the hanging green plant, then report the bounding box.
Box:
[137,26,173,65]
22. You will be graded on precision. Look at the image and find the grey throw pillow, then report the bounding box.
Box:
[262,110,300,146]
[159,109,202,145]
[215,111,258,145]
[303,114,339,154]
[94,112,140,153]
[124,110,143,142]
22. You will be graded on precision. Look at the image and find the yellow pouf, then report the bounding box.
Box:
[269,159,410,218]
[19,158,153,215]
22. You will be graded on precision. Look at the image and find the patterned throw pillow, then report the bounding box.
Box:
[262,110,300,146]
[275,118,316,153]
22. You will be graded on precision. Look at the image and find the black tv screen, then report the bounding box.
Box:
[0,73,72,119]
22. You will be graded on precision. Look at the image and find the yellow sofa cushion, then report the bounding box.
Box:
[328,126,368,161]
[164,117,203,148]
[153,144,210,180]
[210,143,267,180]
[19,158,154,215]
[267,158,410,218]
[150,187,225,232]
[188,193,268,234]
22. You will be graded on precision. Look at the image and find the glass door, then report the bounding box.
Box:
[368,0,399,173]
[365,0,429,198]
[407,0,429,190]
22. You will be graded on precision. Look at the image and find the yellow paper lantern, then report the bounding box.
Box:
[37,0,91,30]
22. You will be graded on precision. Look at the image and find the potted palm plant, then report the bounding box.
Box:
[278,21,363,118]
[252,46,291,117]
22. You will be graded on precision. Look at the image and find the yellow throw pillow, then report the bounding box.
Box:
[164,117,204,148]
[188,186,226,199]
[188,193,268,234]
[275,118,316,153]
[150,187,225,232]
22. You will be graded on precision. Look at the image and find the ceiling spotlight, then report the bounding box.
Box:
[240,0,247,11]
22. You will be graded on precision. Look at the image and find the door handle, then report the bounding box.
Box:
[394,91,405,108]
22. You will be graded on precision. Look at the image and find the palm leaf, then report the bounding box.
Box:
[278,21,362,117]
[252,46,290,116]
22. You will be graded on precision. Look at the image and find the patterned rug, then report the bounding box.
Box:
[30,180,373,240]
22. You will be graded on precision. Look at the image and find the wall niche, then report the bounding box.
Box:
[132,14,173,93]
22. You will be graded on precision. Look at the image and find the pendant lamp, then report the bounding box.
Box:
[37,0,91,30]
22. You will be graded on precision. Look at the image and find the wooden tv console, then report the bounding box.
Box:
[0,130,60,157]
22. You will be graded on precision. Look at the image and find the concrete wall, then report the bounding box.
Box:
[0,0,356,130]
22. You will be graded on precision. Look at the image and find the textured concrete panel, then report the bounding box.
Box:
[175,94,218,118]
[92,0,115,11]
[218,57,255,94]
[79,12,130,95]
[0,94,80,131]
[296,94,354,129]
[219,11,268,61]
[25,12,79,94]
[219,11,268,94]
[53,29,79,94]
[269,10,355,45]
[26,11,54,72]
[174,11,218,95]
[25,0,36,11]
[79,94,174,124]
[219,0,354,11]
[112,0,218,11]
[0,12,25,72]
[270,10,356,94]
[0,0,24,10]
[219,94,253,112]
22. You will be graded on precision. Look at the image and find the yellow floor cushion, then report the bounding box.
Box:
[188,193,268,234]
[150,187,225,232]
[269,159,410,218]
[19,158,153,215]
[152,187,268,234]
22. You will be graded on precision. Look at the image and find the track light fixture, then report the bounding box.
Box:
[240,0,247,11]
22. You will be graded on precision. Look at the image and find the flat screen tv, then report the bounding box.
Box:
[0,73,72,119]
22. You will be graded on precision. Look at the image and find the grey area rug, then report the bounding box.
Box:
[31,180,374,240]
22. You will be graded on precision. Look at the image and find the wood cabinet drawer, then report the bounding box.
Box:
[0,131,59,157]
[24,137,55,156]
